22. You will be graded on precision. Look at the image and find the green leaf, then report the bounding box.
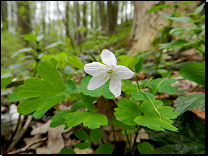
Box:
[80,93,98,113]
[137,142,160,154]
[74,142,91,150]
[7,88,27,102]
[135,100,179,132]
[1,77,13,89]
[135,56,144,73]
[194,2,205,14]
[24,34,36,41]
[71,101,86,112]
[159,39,190,49]
[83,113,108,129]
[179,63,205,87]
[181,1,197,6]
[147,78,178,95]
[79,75,115,99]
[74,129,89,141]
[50,110,72,128]
[117,55,134,66]
[167,16,192,22]
[11,48,33,58]
[58,148,76,154]
[95,143,114,154]
[66,79,76,94]
[121,80,137,94]
[36,35,44,42]
[63,112,92,127]
[174,93,205,115]
[17,59,66,115]
[147,4,171,13]
[144,112,205,154]
[68,55,84,70]
[90,129,102,142]
[131,92,156,103]
[114,99,141,126]
[33,110,47,119]
[44,41,64,49]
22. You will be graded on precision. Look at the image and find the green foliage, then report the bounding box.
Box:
[114,99,141,126]
[44,41,64,50]
[80,93,98,112]
[50,110,72,128]
[63,112,108,129]
[137,142,160,154]
[95,143,114,154]
[89,129,102,142]
[1,77,13,89]
[58,148,76,154]
[174,93,205,115]
[131,92,156,103]
[179,63,205,87]
[147,78,178,95]
[75,142,91,150]
[17,59,66,115]
[66,79,76,93]
[121,80,137,94]
[74,129,89,141]
[135,100,179,132]
[144,112,205,154]
[78,75,115,99]
[135,56,144,73]
[68,55,84,70]
[11,48,33,58]
[7,88,27,102]
[147,4,171,13]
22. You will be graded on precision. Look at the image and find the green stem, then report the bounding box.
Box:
[131,125,140,153]
[134,75,141,92]
[124,130,131,154]
[32,59,39,77]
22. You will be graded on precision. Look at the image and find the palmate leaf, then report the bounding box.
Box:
[144,112,205,154]
[95,143,114,154]
[63,112,108,129]
[90,129,102,142]
[17,59,67,115]
[134,100,179,132]
[78,75,115,99]
[114,99,141,126]
[137,142,160,154]
[74,129,89,141]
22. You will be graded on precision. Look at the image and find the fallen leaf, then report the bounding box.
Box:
[74,147,93,154]
[23,134,43,149]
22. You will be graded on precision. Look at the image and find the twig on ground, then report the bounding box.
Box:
[7,115,33,152]
[7,137,48,154]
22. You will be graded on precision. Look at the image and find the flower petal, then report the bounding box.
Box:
[87,75,109,90]
[84,62,106,76]
[101,49,117,66]
[109,77,121,98]
[116,65,135,79]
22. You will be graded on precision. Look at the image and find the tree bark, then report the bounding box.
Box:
[95,1,98,29]
[98,1,105,31]
[17,1,31,35]
[91,1,93,28]
[83,1,87,38]
[126,1,201,53]
[74,1,81,45]
[1,1,8,31]
[107,1,118,35]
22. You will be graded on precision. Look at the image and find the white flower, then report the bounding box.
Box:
[84,49,134,98]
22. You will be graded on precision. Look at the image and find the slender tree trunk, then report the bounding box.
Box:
[91,1,93,28]
[83,1,87,38]
[95,1,98,29]
[74,1,81,45]
[121,1,124,23]
[107,1,118,35]
[125,2,128,22]
[1,1,8,31]
[98,1,105,31]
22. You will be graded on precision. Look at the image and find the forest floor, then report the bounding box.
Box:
[1,45,205,154]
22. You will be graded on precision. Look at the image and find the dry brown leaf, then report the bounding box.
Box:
[191,107,205,120]
[23,134,43,149]
[36,146,51,154]
[31,120,51,135]
[136,128,149,143]
[74,147,93,154]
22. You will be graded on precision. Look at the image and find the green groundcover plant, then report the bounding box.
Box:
[5,47,204,154]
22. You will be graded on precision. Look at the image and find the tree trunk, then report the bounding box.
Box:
[107,1,118,35]
[126,1,201,53]
[95,1,98,29]
[83,1,87,38]
[98,1,105,31]
[1,1,8,31]
[74,1,81,45]
[91,1,93,28]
